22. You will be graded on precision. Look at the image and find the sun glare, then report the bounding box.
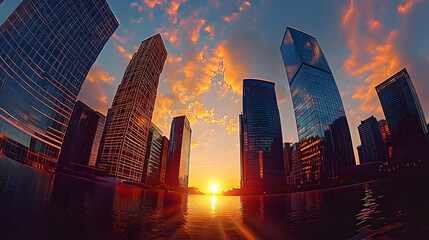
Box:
[209,184,219,194]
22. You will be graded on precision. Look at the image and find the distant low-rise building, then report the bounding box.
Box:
[358,116,386,164]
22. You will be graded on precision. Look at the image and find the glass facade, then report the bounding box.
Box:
[280,27,355,184]
[166,115,192,188]
[379,119,393,159]
[283,142,293,177]
[358,116,386,164]
[97,34,167,183]
[159,136,169,185]
[142,123,163,186]
[89,113,106,167]
[0,0,118,172]
[58,101,105,170]
[240,79,285,188]
[376,68,429,161]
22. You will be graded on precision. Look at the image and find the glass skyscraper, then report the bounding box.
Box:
[358,116,386,164]
[376,68,429,161]
[240,79,285,188]
[159,136,169,185]
[166,115,192,188]
[280,27,355,184]
[97,34,167,183]
[142,123,164,186]
[0,0,118,171]
[58,101,105,170]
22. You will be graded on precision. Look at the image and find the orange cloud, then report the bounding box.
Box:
[226,116,239,133]
[112,33,129,44]
[86,63,115,83]
[398,0,423,14]
[159,27,181,47]
[342,0,403,113]
[114,43,133,61]
[179,11,206,44]
[143,0,164,8]
[130,2,138,7]
[367,20,382,31]
[131,17,143,24]
[223,1,251,22]
[204,24,214,40]
[166,0,187,24]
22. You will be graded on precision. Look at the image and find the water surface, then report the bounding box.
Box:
[1,156,429,239]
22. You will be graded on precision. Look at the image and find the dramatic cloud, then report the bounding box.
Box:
[223,1,251,22]
[342,0,402,114]
[398,0,424,13]
[86,63,115,83]
[114,43,133,60]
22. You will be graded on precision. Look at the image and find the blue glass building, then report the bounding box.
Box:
[358,116,386,164]
[240,79,285,188]
[0,0,118,171]
[280,27,355,184]
[376,68,429,161]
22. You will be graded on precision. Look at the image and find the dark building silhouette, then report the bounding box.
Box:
[97,34,167,182]
[378,119,393,159]
[357,145,364,164]
[166,115,192,188]
[239,113,245,187]
[280,27,355,184]
[283,142,293,177]
[159,136,170,185]
[89,113,106,167]
[0,0,118,172]
[58,101,105,170]
[376,68,429,161]
[358,116,386,164]
[240,79,285,188]
[142,123,164,186]
[287,143,302,185]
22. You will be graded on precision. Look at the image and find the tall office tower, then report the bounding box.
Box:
[142,123,163,186]
[376,68,429,161]
[240,79,285,188]
[58,101,105,170]
[287,143,302,185]
[283,142,293,177]
[357,145,364,164]
[0,0,118,171]
[280,27,355,184]
[97,34,167,182]
[358,116,386,164]
[159,136,169,185]
[166,115,192,188]
[89,113,106,167]
[378,119,393,159]
[239,113,245,188]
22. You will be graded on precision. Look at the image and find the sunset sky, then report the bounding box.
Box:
[1,0,429,193]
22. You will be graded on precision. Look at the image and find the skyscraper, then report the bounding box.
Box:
[159,136,170,185]
[97,34,167,182]
[240,79,285,188]
[142,123,164,186]
[166,115,192,188]
[280,27,355,184]
[286,142,302,185]
[357,145,364,164]
[283,142,293,177]
[358,116,386,164]
[0,0,118,171]
[376,68,429,161]
[378,119,393,160]
[58,101,105,170]
[89,113,106,167]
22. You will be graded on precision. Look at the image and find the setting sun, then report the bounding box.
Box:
[209,184,219,194]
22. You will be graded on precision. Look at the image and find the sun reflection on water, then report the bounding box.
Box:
[211,195,216,214]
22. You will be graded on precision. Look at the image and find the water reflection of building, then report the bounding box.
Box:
[358,116,386,164]
[376,68,429,162]
[97,34,167,183]
[142,123,164,186]
[166,116,192,188]
[58,101,105,171]
[240,79,285,188]
[280,27,355,184]
[0,0,118,172]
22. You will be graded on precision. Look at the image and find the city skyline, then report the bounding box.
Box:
[1,0,429,193]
